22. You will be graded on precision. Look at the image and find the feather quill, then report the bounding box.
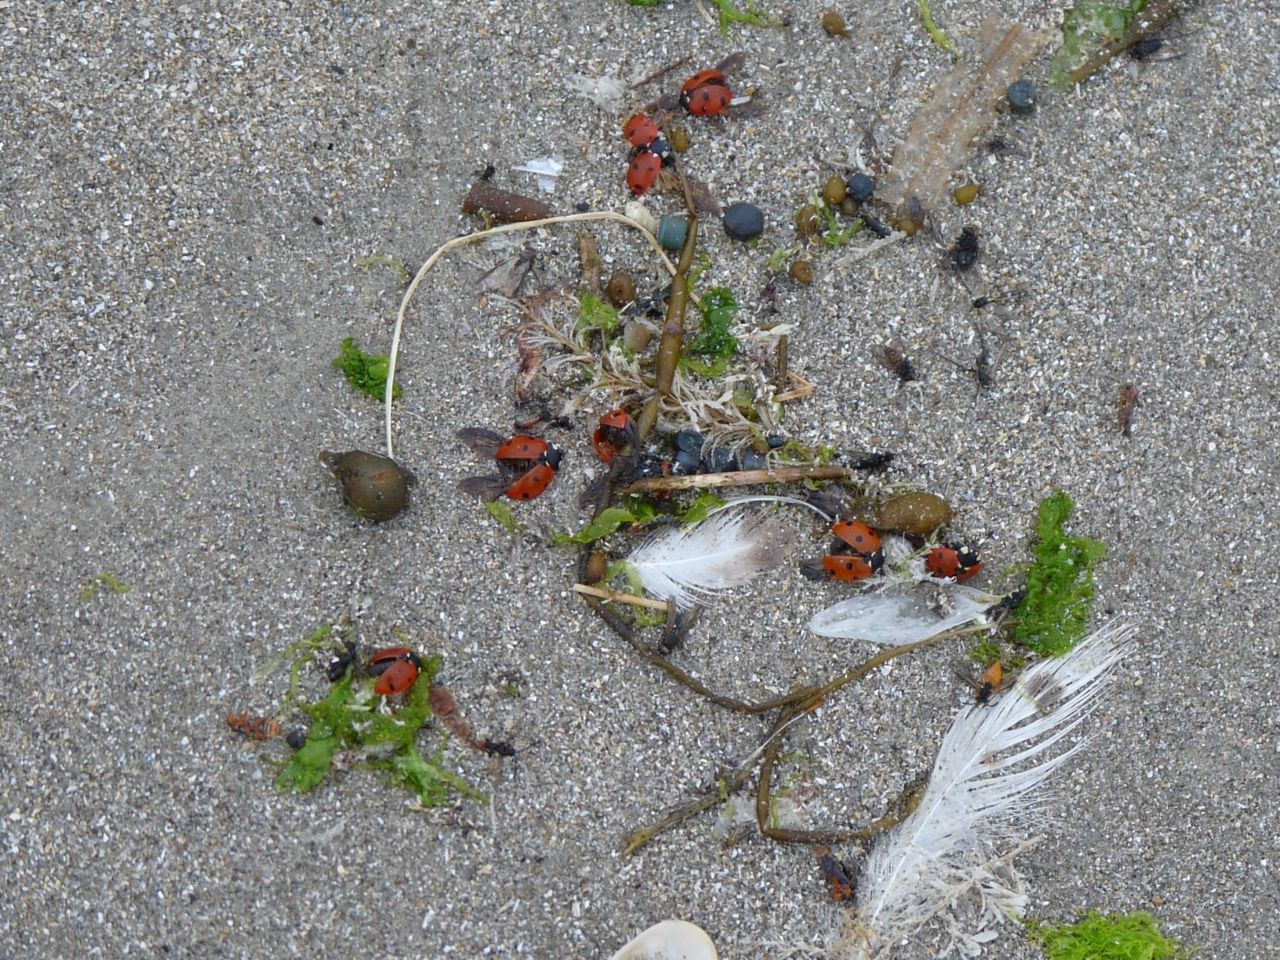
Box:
[625,506,796,609]
[839,622,1135,958]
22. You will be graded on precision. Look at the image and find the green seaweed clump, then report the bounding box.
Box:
[1050,0,1148,88]
[682,286,740,377]
[1027,910,1190,959]
[711,0,784,36]
[333,337,402,401]
[275,652,484,806]
[1012,491,1107,656]
[80,572,130,602]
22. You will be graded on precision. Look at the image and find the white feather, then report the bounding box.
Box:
[840,622,1135,958]
[626,506,796,609]
[809,585,1000,645]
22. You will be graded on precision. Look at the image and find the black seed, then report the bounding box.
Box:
[1007,79,1036,115]
[846,172,875,204]
[740,451,768,470]
[705,446,737,473]
[723,202,765,242]
[674,430,705,453]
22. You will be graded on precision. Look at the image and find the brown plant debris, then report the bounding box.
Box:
[880,16,1049,219]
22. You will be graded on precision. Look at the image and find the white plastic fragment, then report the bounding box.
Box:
[566,72,626,111]
[512,156,564,193]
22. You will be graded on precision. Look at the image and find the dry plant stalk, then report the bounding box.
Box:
[880,16,1048,217]
[572,583,671,612]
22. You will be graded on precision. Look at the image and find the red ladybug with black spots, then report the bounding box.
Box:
[368,646,423,697]
[925,543,982,581]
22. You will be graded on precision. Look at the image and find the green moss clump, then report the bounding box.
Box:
[1012,491,1106,657]
[711,0,784,35]
[333,337,402,401]
[1028,911,1190,959]
[1050,0,1148,88]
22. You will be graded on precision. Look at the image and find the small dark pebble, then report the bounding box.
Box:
[674,430,705,453]
[575,200,591,213]
[766,435,787,449]
[723,202,765,242]
[706,446,737,473]
[740,451,768,470]
[846,173,875,204]
[286,729,308,750]
[1007,79,1036,115]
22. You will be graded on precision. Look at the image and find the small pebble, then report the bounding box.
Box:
[286,729,308,750]
[1007,79,1036,115]
[846,173,875,204]
[723,202,764,242]
[740,451,768,470]
[765,435,787,449]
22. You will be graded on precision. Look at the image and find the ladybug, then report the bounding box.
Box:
[368,646,423,697]
[623,112,660,148]
[822,554,880,582]
[626,149,663,196]
[592,408,635,463]
[925,543,982,581]
[495,434,549,462]
[505,444,563,500]
[680,69,728,96]
[832,520,881,556]
[683,84,733,117]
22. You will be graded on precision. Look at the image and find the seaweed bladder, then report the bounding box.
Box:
[881,16,1049,220]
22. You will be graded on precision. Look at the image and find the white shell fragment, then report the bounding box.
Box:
[609,920,719,960]
[809,584,999,645]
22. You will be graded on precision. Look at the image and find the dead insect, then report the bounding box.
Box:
[949,227,980,271]
[880,344,918,383]
[326,639,358,682]
[1129,35,1183,62]
[846,451,895,471]
[862,213,893,238]
[814,846,858,904]
[956,661,1008,704]
[942,328,996,389]
[1117,383,1140,437]
[227,712,284,741]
